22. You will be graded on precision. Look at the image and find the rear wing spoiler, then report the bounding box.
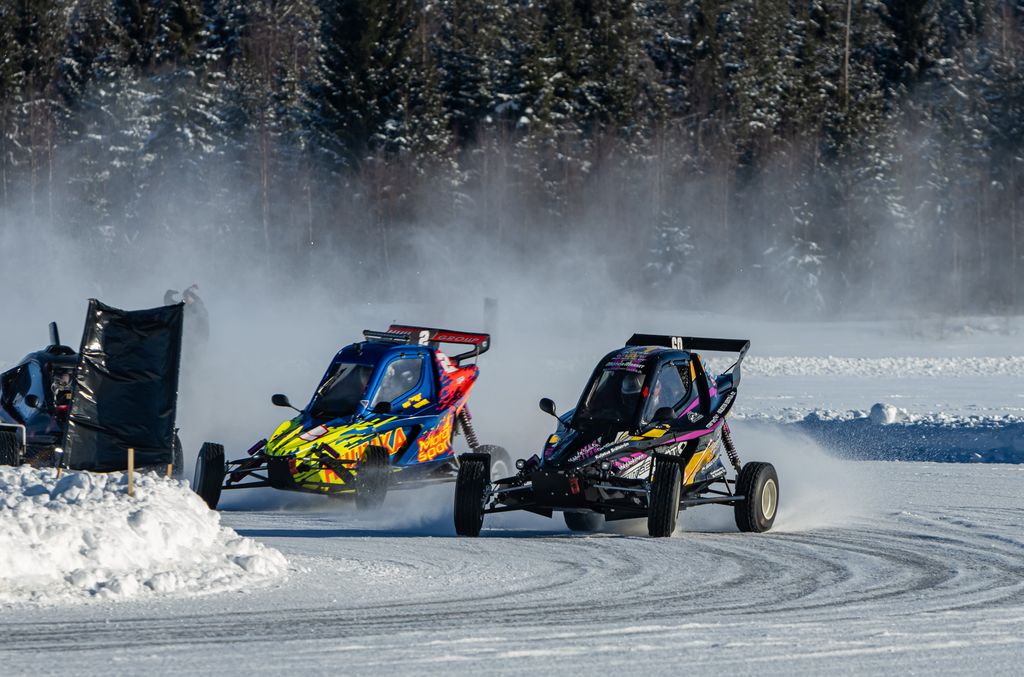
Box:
[363,324,491,364]
[626,333,751,388]
[626,334,750,357]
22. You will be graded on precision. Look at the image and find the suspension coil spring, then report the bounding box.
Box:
[721,421,741,472]
[458,408,480,450]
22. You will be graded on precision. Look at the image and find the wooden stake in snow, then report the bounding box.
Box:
[166,463,173,479]
[127,447,135,497]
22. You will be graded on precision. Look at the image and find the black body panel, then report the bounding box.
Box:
[62,300,184,471]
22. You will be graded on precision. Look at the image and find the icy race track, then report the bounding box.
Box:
[1,458,1023,676]
[2,316,1024,675]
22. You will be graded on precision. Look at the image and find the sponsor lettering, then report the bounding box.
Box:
[417,414,454,462]
[704,390,735,429]
[568,441,601,464]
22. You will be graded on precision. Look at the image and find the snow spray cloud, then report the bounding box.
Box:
[0,107,1013,507]
[0,156,668,497]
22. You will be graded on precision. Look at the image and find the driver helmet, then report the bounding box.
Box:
[390,360,419,390]
[620,372,644,396]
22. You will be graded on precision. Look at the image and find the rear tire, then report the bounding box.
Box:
[0,430,21,466]
[193,442,225,509]
[564,512,605,533]
[476,444,511,480]
[454,458,488,536]
[647,461,682,537]
[734,462,779,533]
[355,446,390,511]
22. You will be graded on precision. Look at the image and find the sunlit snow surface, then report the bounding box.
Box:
[0,467,286,605]
[2,315,1023,674]
[2,459,1023,675]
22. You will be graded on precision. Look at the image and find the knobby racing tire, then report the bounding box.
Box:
[172,434,184,480]
[734,461,779,533]
[564,511,605,533]
[355,446,390,511]
[193,442,225,509]
[648,460,682,537]
[475,444,511,480]
[454,458,489,537]
[0,430,21,466]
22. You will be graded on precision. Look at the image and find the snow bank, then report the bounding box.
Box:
[742,407,1024,464]
[0,466,286,606]
[743,355,1024,378]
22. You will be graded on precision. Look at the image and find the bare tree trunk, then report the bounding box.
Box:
[306,168,314,249]
[379,162,392,287]
[953,232,962,311]
[1011,158,1018,312]
[843,0,852,113]
[0,101,8,217]
[47,113,55,227]
[977,176,985,310]
[29,75,37,216]
[260,120,271,257]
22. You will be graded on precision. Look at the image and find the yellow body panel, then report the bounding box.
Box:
[265,416,410,492]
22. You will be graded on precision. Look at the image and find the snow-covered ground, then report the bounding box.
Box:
[1,457,1022,675]
[1,314,1022,674]
[0,467,285,606]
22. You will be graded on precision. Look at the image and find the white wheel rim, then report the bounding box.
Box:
[491,460,508,479]
[761,478,778,520]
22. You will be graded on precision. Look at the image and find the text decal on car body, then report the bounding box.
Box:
[704,390,736,430]
[606,346,659,373]
[417,413,454,462]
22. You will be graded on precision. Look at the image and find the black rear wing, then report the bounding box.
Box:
[626,334,749,357]
[626,333,750,389]
[363,324,491,364]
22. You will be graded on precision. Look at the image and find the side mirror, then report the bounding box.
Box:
[25,394,41,409]
[652,406,675,423]
[539,397,557,417]
[372,401,393,415]
[272,393,300,413]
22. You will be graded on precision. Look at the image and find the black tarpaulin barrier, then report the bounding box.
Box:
[62,299,184,471]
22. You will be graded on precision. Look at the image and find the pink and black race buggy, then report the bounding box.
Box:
[453,334,779,538]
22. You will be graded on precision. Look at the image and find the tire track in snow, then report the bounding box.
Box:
[3,464,1024,675]
[5,507,1023,654]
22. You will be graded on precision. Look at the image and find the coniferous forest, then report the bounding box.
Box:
[1,1,1022,315]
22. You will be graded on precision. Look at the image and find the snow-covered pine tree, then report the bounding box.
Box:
[0,0,66,222]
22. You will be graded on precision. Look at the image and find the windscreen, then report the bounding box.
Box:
[641,363,692,423]
[310,362,373,419]
[573,368,647,429]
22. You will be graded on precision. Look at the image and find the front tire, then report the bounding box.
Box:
[647,460,682,537]
[0,430,21,466]
[355,446,390,511]
[565,512,605,533]
[193,442,225,509]
[454,458,488,536]
[734,462,779,533]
